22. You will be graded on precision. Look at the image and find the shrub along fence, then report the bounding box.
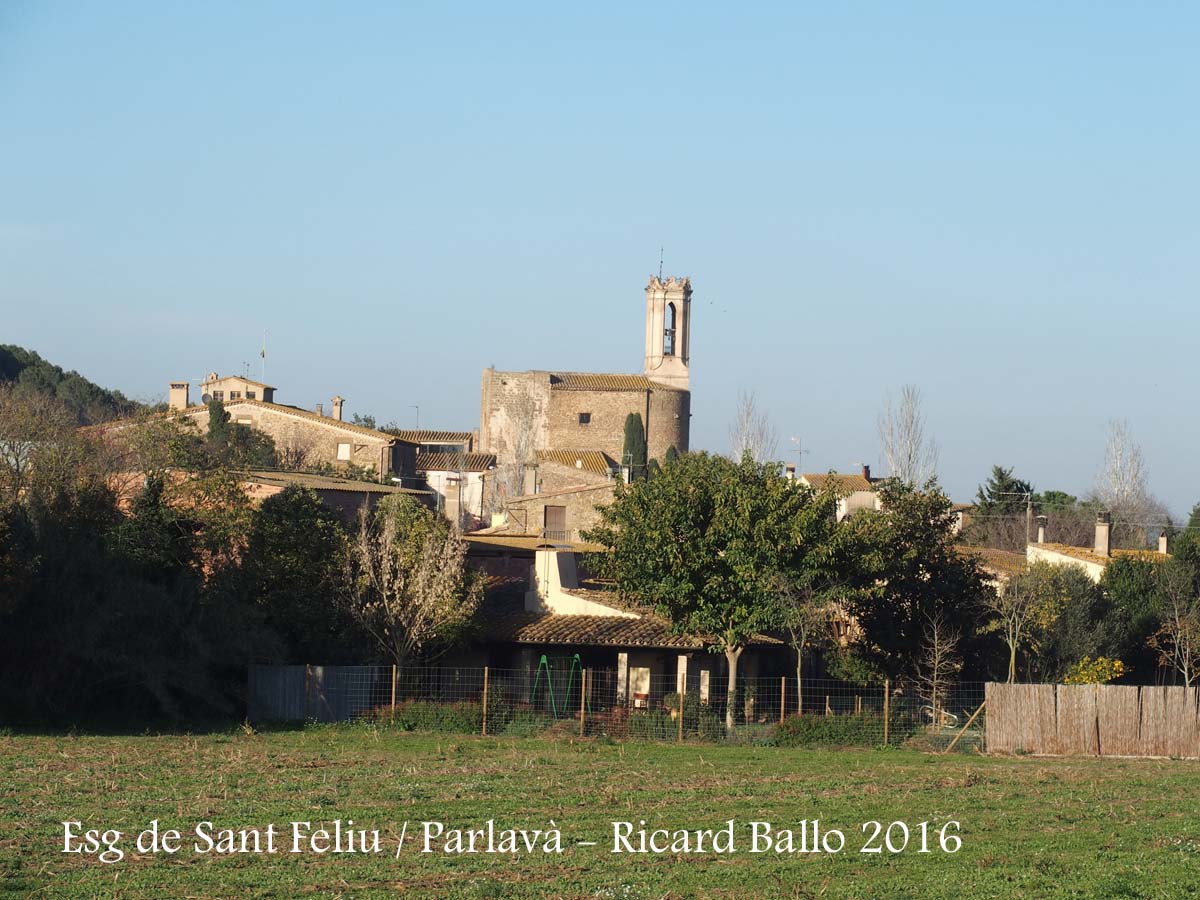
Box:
[985,682,1200,759]
[247,664,986,750]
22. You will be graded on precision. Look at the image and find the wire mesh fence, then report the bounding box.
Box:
[247,664,987,751]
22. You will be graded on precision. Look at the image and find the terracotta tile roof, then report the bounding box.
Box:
[961,546,1028,578]
[416,451,496,473]
[1033,543,1169,567]
[466,534,606,553]
[485,611,782,649]
[183,400,403,442]
[242,471,430,495]
[801,473,875,492]
[536,449,619,475]
[389,429,473,444]
[550,373,683,393]
[204,376,274,390]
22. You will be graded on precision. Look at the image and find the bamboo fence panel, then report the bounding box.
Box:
[1096,685,1141,757]
[989,682,1200,759]
[1054,684,1098,756]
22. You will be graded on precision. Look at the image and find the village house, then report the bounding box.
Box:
[463,541,787,715]
[165,375,417,484]
[789,465,882,522]
[1026,511,1169,583]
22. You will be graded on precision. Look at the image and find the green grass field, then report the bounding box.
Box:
[3,726,1199,898]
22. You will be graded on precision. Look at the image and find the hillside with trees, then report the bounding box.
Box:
[0,344,144,424]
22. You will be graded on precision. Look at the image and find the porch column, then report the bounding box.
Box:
[616,652,629,706]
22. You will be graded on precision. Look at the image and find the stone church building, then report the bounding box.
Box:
[478,275,693,539]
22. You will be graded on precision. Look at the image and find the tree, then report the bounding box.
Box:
[586,452,829,730]
[969,465,1034,551]
[728,390,778,463]
[1093,419,1168,547]
[1020,564,1111,682]
[241,486,356,662]
[664,445,680,465]
[1101,556,1163,677]
[981,561,1069,682]
[205,398,276,468]
[915,611,961,725]
[488,395,537,512]
[622,412,648,481]
[842,480,989,681]
[1149,559,1200,687]
[343,495,482,666]
[877,384,938,486]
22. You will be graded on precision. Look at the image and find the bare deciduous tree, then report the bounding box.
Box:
[1093,418,1168,545]
[487,396,537,520]
[770,572,834,715]
[915,610,961,727]
[343,495,483,666]
[276,434,317,471]
[729,390,778,462]
[877,384,939,486]
[1149,560,1200,687]
[980,562,1065,683]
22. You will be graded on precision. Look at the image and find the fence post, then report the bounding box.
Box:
[678,679,685,743]
[825,695,831,716]
[780,676,786,723]
[579,669,587,738]
[883,679,890,745]
[481,666,489,736]
[943,700,985,755]
[304,664,311,722]
[390,664,397,713]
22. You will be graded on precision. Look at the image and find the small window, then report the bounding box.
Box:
[212,390,224,402]
[578,412,591,425]
[246,390,256,400]
[230,391,242,400]
[337,442,352,461]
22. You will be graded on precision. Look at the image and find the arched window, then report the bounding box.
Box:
[664,302,677,356]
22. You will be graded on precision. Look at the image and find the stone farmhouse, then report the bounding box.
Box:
[169,380,417,485]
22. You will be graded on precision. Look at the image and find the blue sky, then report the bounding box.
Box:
[2,3,1197,512]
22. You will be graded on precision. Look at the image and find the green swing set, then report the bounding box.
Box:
[528,653,591,716]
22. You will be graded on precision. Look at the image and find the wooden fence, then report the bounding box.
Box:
[985,682,1200,759]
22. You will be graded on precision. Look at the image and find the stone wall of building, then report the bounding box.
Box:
[503,482,615,540]
[530,460,613,495]
[180,402,412,480]
[546,386,688,463]
[479,369,552,462]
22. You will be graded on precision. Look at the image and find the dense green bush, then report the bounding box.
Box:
[628,709,675,740]
[377,700,483,733]
[772,711,917,748]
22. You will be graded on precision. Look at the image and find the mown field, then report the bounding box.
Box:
[2,725,1199,899]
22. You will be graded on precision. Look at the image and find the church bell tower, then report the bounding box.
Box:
[643,275,691,390]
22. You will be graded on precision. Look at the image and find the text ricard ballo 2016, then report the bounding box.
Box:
[62,818,962,864]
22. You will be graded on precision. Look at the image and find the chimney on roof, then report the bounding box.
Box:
[1095,511,1112,558]
[1160,530,1169,555]
[785,463,796,481]
[862,464,871,481]
[331,396,344,422]
[315,402,324,417]
[168,381,190,411]
[1036,515,1047,545]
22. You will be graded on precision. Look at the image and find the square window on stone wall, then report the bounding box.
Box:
[578,412,591,425]
[337,442,351,461]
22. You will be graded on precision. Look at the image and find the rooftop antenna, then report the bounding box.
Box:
[658,246,664,280]
[260,330,267,383]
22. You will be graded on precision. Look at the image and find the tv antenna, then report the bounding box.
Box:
[658,246,664,280]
